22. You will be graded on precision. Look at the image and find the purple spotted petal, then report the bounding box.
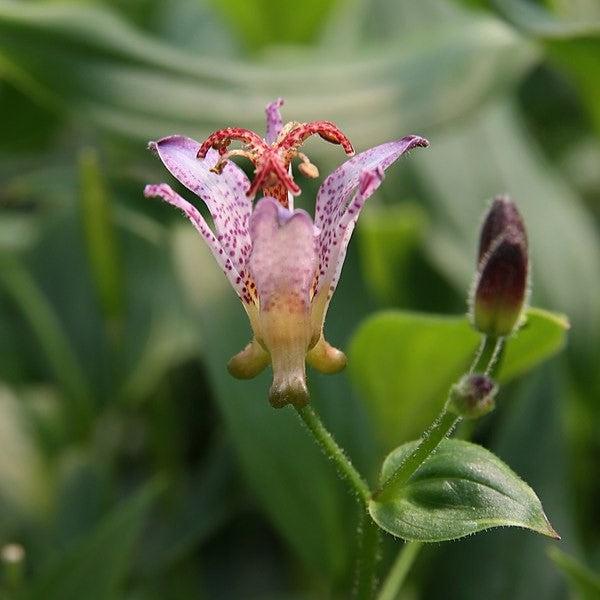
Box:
[249,197,318,313]
[149,135,253,276]
[248,197,319,407]
[312,135,429,319]
[265,98,284,145]
[144,183,248,299]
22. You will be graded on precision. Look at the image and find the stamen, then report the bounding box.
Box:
[196,118,354,207]
[210,149,255,175]
[297,153,319,179]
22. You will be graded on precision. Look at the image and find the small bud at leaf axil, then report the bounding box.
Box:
[449,374,498,419]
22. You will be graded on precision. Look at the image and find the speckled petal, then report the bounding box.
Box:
[249,198,318,312]
[149,135,253,277]
[265,98,284,145]
[144,183,248,299]
[248,197,319,407]
[311,135,429,326]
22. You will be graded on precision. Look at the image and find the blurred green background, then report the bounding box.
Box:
[0,0,599,598]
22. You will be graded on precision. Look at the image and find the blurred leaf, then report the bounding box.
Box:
[78,148,124,323]
[356,203,428,306]
[139,441,242,573]
[500,308,570,381]
[0,214,39,253]
[348,307,568,447]
[0,384,50,522]
[495,0,600,38]
[0,0,538,146]
[494,0,600,134]
[369,439,558,542]
[0,257,94,430]
[413,100,600,355]
[52,452,107,549]
[209,0,341,51]
[548,546,600,599]
[24,481,161,600]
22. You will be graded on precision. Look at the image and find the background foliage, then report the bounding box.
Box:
[0,0,599,598]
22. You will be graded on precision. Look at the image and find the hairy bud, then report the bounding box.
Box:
[470,196,529,336]
[449,374,497,419]
[478,195,527,264]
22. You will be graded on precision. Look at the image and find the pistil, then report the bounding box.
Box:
[197,120,355,208]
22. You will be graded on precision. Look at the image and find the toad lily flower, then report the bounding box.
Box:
[145,99,429,408]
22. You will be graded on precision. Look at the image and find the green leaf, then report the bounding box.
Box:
[0,257,94,431]
[24,481,161,600]
[369,438,558,542]
[208,0,341,51]
[348,307,568,447]
[78,147,124,323]
[356,203,428,306]
[494,0,600,38]
[547,547,600,599]
[0,0,538,146]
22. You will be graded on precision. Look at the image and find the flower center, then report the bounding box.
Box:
[196,120,355,208]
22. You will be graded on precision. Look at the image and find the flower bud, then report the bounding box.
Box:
[478,195,527,264]
[470,196,529,337]
[449,374,497,419]
[471,228,529,336]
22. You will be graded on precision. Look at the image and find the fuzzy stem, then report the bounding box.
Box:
[470,335,505,375]
[294,404,370,504]
[294,405,377,598]
[373,410,459,502]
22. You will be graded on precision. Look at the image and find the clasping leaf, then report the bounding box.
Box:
[369,439,559,542]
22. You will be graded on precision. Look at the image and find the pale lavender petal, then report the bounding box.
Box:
[248,197,319,407]
[144,183,251,302]
[149,135,252,276]
[314,135,429,232]
[313,135,429,298]
[265,98,284,145]
[248,197,318,312]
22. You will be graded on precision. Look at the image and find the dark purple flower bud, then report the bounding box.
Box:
[449,374,497,419]
[478,195,527,265]
[471,226,529,336]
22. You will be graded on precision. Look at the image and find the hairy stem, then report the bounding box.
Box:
[470,335,504,374]
[294,404,370,504]
[373,410,459,502]
[294,405,377,598]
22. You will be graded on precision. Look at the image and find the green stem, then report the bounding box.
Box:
[354,513,381,600]
[294,404,370,504]
[485,337,506,377]
[376,541,422,600]
[373,410,459,502]
[294,405,377,598]
[470,335,497,373]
